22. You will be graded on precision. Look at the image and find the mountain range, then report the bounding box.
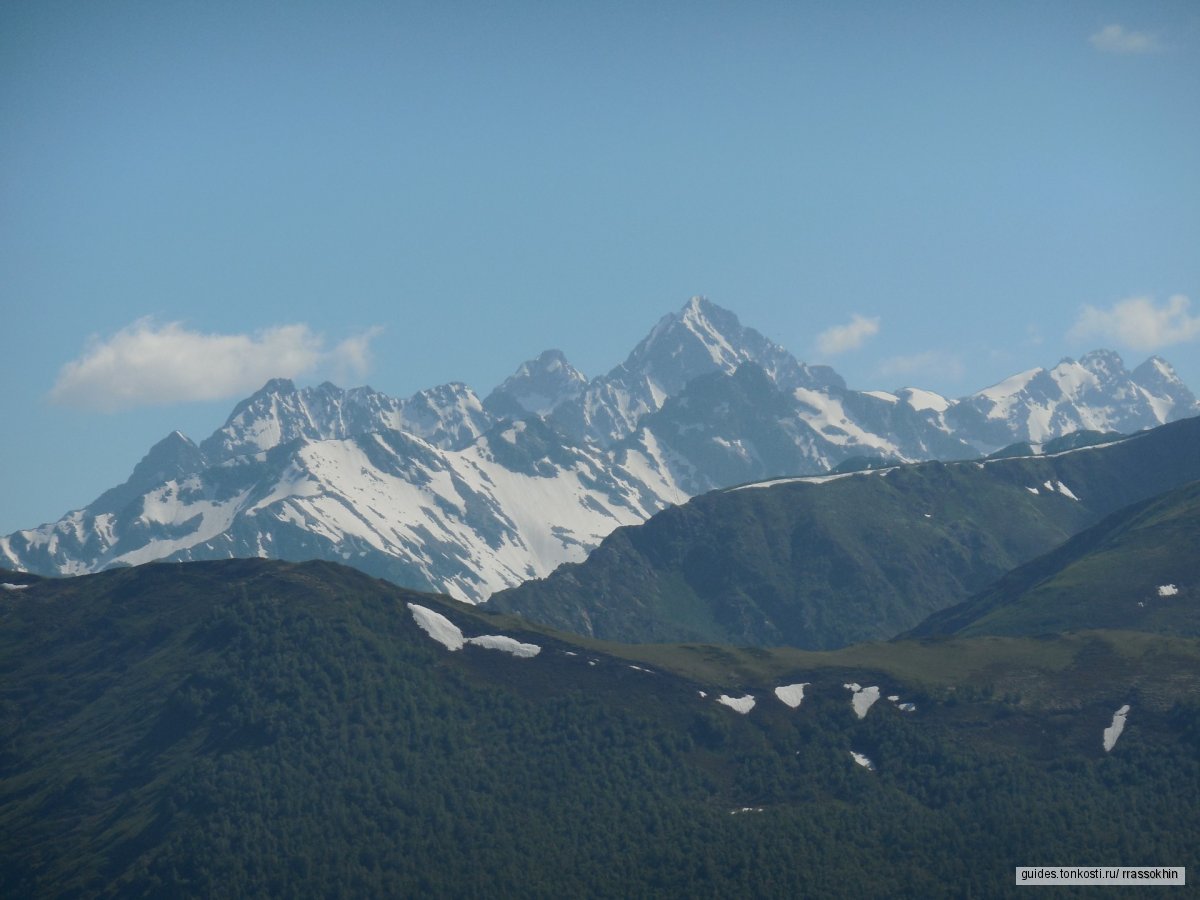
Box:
[4,297,1197,602]
[490,416,1200,648]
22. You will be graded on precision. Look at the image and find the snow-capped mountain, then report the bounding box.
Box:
[484,349,587,419]
[547,296,844,447]
[941,350,1197,450]
[3,297,1197,601]
[1,418,670,598]
[203,378,492,460]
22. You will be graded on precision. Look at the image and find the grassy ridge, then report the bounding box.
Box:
[913,480,1200,639]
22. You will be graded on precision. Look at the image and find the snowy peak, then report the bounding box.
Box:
[620,296,777,396]
[948,349,1197,447]
[485,349,587,418]
[398,382,494,449]
[89,430,209,518]
[895,388,950,414]
[1131,356,1199,422]
[549,297,842,447]
[199,378,494,461]
[1078,348,1125,374]
[199,378,390,460]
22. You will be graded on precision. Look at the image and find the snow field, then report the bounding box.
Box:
[844,683,881,719]
[773,683,809,708]
[407,603,541,657]
[1103,705,1131,752]
[716,694,756,714]
[850,751,875,771]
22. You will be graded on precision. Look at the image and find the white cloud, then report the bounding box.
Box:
[878,351,965,382]
[1068,294,1200,352]
[50,319,383,412]
[816,314,880,356]
[1089,24,1161,54]
[330,325,385,383]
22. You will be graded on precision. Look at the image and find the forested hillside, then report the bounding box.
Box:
[2,560,1198,897]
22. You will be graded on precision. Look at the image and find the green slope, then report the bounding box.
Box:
[489,416,1200,649]
[909,479,1200,639]
[2,559,1199,897]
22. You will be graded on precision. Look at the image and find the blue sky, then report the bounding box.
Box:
[3,1,1198,534]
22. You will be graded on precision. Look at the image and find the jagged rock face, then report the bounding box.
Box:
[201,378,493,460]
[943,351,1198,450]
[547,297,847,447]
[484,349,587,419]
[3,297,1197,601]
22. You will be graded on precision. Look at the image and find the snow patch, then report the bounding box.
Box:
[1,582,30,591]
[1103,704,1131,752]
[408,603,465,651]
[409,603,540,657]
[466,634,541,658]
[717,694,756,714]
[1158,584,1179,597]
[773,683,809,708]
[844,683,881,719]
[1054,481,1079,500]
[850,751,875,771]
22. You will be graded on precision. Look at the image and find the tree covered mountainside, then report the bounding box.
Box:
[489,416,1200,649]
[2,558,1199,897]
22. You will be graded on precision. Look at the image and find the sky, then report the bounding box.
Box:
[2,0,1198,534]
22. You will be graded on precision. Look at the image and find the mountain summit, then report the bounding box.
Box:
[946,351,1195,449]
[485,349,587,419]
[548,297,844,446]
[3,297,1197,601]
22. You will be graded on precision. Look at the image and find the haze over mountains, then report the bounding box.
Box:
[4,298,1197,602]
